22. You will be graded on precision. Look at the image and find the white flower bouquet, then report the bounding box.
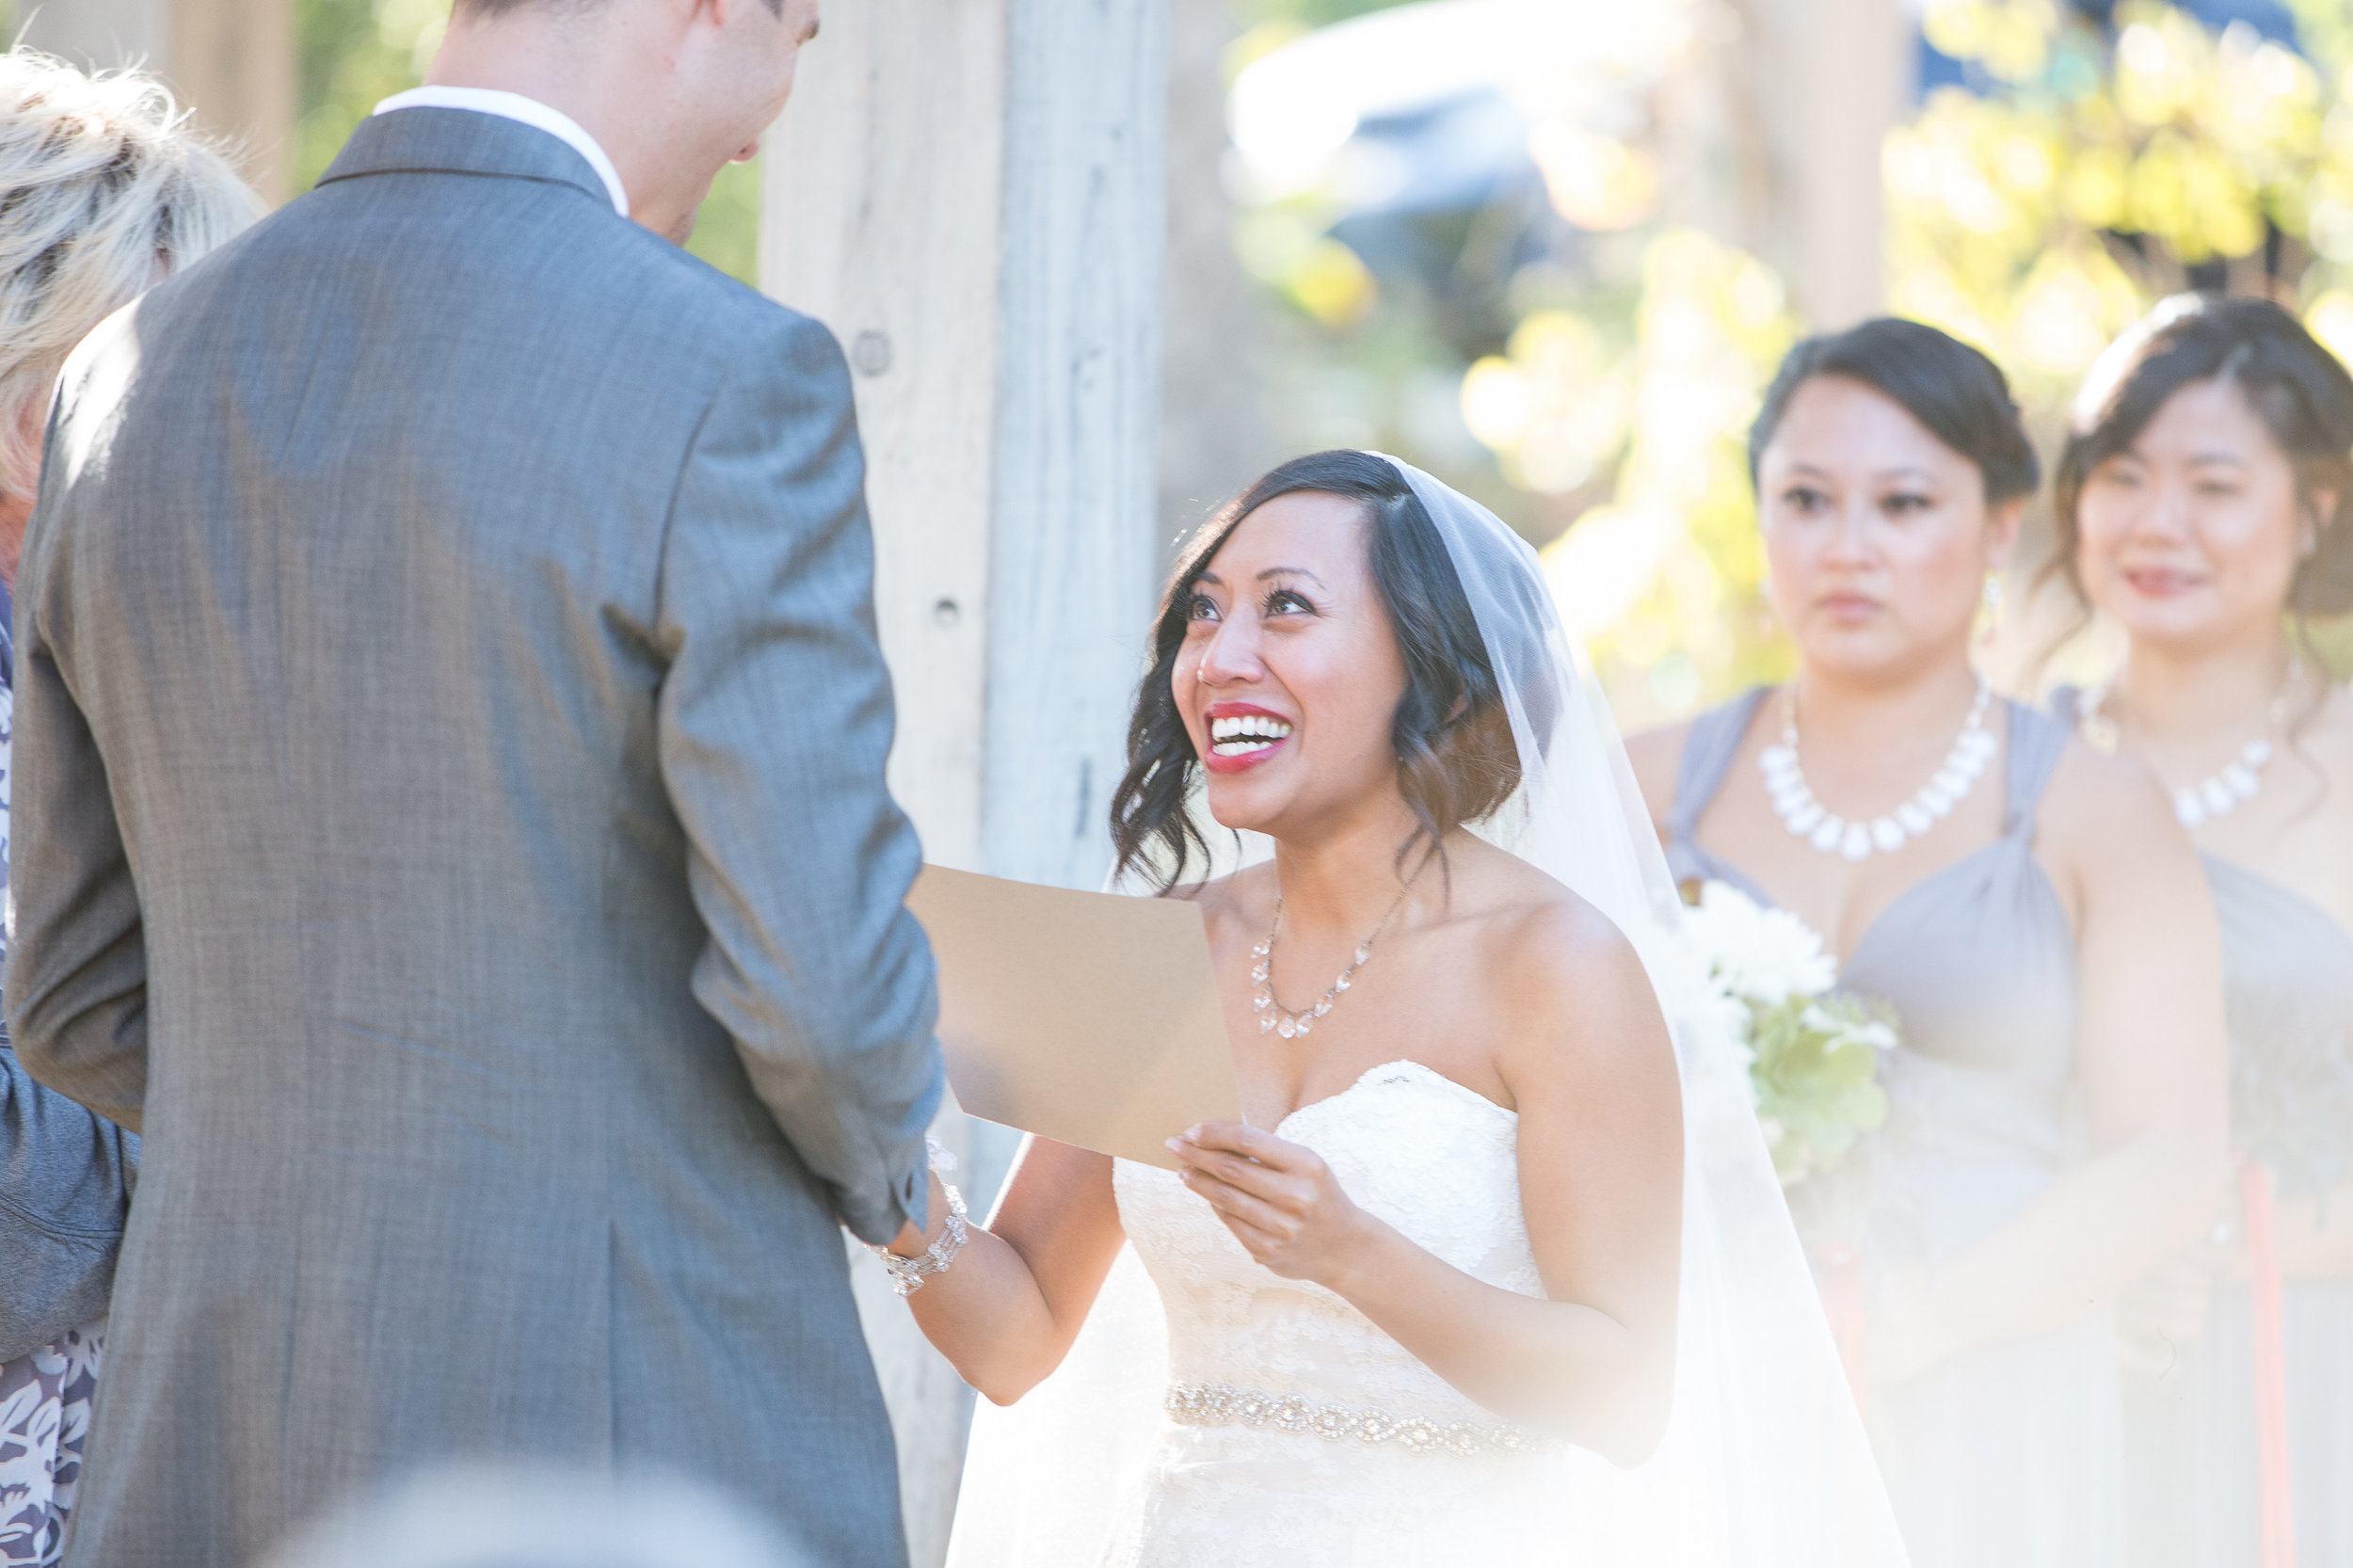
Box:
[1679,880,1897,1187]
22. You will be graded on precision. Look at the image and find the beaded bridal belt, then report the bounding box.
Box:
[1163,1380,1553,1458]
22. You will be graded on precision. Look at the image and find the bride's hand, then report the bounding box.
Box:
[1168,1122,1383,1287]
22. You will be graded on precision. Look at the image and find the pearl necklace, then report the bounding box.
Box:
[1758,675,1997,862]
[1251,887,1407,1038]
[2076,662,2300,828]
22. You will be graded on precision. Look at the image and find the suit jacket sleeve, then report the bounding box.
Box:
[0,1041,135,1363]
[5,400,152,1137]
[654,311,944,1246]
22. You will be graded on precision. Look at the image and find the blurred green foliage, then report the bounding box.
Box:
[296,0,442,194]
[690,160,762,288]
[1893,0,2353,678]
[1454,0,2353,712]
[1471,229,1800,725]
[294,0,760,285]
[1891,0,2353,404]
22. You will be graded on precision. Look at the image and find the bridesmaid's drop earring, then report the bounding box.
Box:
[1977,572,2006,648]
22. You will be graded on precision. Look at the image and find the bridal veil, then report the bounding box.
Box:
[945,456,1908,1566]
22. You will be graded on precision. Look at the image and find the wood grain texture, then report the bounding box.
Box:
[761,0,1009,874]
[983,0,1170,892]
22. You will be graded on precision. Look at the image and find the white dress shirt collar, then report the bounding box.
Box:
[373,87,629,218]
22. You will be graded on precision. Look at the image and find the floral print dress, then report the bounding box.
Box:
[0,1330,99,1566]
[0,590,106,1568]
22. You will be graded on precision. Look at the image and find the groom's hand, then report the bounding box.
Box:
[877,1171,952,1259]
[1167,1122,1385,1288]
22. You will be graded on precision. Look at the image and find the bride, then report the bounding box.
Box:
[876,452,1905,1566]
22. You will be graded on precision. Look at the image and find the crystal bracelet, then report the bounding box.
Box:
[871,1181,967,1295]
[868,1135,968,1296]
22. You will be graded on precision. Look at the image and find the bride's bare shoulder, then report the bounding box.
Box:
[1447,840,1661,1044]
[1449,860,1675,1117]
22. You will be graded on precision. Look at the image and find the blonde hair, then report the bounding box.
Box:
[0,50,262,496]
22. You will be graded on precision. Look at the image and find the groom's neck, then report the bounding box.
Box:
[426,9,710,243]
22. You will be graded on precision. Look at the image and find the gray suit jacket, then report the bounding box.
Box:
[8,107,943,1568]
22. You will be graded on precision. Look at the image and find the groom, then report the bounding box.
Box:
[7,1,943,1564]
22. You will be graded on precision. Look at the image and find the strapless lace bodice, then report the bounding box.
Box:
[1107,1060,1565,1567]
[1117,1058,1540,1414]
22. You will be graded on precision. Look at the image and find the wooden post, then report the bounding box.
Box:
[761,3,1169,1562]
[981,1,1169,888]
[1738,0,1908,328]
[167,0,298,205]
[758,0,1006,875]
[19,0,296,205]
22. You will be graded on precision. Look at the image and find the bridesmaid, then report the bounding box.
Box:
[2050,294,2353,1566]
[1625,317,2230,1568]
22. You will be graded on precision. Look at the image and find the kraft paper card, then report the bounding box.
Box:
[907,865,1242,1171]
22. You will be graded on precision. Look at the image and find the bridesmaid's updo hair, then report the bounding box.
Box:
[1111,451,1518,892]
[1749,317,2041,507]
[2050,294,2353,619]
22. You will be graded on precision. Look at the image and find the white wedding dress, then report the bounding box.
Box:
[1111,1059,1570,1567]
[945,456,1908,1568]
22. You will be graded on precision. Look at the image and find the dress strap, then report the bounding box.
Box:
[2000,697,2071,839]
[1665,688,1772,850]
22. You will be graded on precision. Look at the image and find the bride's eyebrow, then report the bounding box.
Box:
[1257,567,1328,587]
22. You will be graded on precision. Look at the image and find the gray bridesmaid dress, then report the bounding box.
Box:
[1665,689,2120,1568]
[2114,854,2353,1567]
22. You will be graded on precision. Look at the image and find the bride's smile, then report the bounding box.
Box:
[1200,704,1292,769]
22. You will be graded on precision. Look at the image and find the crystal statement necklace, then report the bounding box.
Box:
[1759,673,1997,863]
[1252,885,1409,1038]
[2077,660,2301,828]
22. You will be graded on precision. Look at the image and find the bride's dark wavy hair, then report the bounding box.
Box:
[1110,451,1521,892]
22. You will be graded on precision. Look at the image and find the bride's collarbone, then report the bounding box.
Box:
[1212,880,1538,1122]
